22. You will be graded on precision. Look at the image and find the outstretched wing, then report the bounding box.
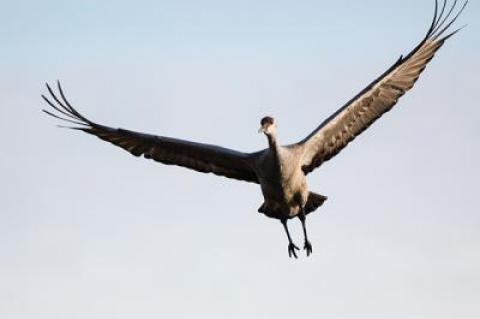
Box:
[42,81,260,183]
[297,0,467,175]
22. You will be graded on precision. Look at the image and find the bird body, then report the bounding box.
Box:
[42,0,466,258]
[255,143,309,220]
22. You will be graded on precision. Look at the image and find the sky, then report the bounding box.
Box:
[1,0,479,318]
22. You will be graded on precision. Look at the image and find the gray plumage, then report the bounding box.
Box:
[43,0,466,258]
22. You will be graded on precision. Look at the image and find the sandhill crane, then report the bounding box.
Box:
[43,0,466,258]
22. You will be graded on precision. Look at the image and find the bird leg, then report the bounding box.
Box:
[281,220,299,258]
[299,213,312,257]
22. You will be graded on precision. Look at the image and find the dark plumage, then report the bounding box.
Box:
[43,0,466,258]
[261,116,274,127]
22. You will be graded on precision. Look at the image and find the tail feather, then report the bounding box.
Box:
[258,192,327,217]
[305,192,327,215]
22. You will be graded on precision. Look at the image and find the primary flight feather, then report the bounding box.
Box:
[43,0,466,258]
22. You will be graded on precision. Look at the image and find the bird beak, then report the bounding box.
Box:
[258,127,264,133]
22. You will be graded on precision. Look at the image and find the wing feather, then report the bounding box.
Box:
[298,0,466,175]
[43,81,260,183]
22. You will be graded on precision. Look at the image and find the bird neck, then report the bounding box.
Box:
[266,132,279,152]
[266,131,284,175]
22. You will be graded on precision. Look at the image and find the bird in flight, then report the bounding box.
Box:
[43,0,466,258]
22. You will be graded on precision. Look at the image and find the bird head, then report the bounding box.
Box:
[258,116,276,135]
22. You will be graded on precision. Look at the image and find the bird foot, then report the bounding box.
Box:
[288,243,300,258]
[304,240,313,257]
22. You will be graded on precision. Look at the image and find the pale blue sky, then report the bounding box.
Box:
[1,1,479,318]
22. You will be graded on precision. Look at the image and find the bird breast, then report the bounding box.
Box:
[256,146,308,207]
